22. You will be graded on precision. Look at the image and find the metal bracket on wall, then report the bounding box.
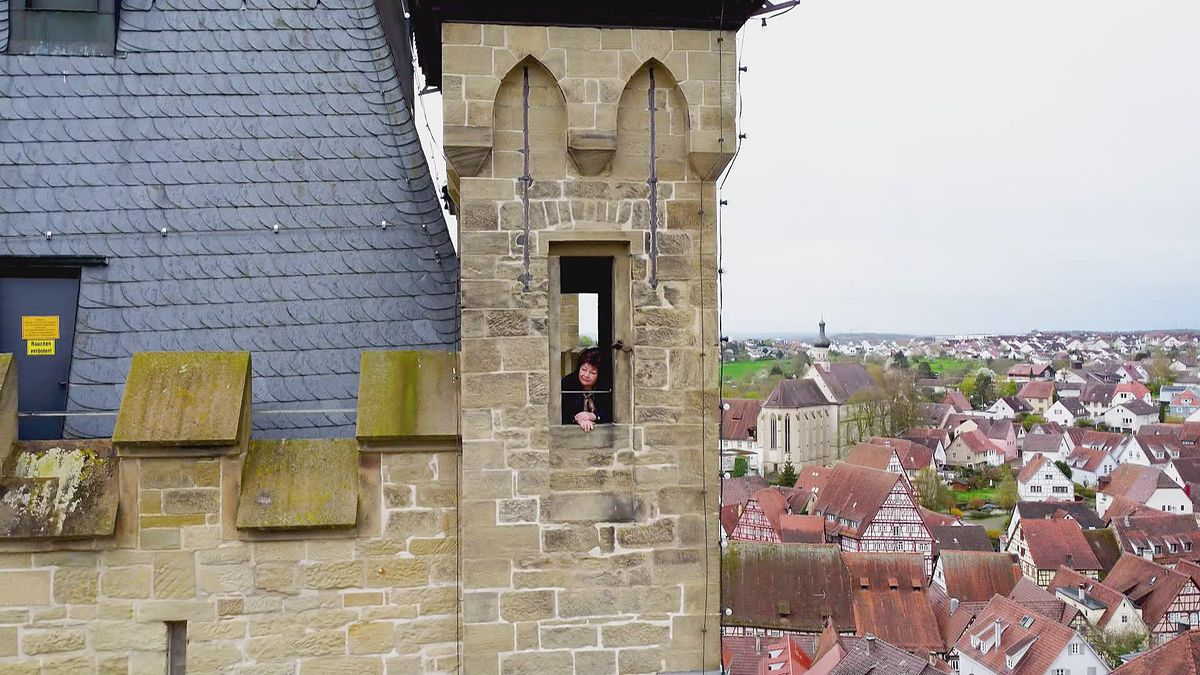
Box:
[518,65,533,292]
[647,66,659,290]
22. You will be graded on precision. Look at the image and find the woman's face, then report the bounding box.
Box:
[578,362,598,389]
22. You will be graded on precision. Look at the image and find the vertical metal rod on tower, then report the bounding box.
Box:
[647,66,659,289]
[519,65,533,291]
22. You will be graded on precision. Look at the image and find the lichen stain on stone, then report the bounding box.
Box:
[0,441,118,539]
[12,445,99,534]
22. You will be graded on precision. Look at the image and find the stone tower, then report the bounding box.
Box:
[438,9,739,674]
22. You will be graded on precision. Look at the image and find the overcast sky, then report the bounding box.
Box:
[416,1,1200,337]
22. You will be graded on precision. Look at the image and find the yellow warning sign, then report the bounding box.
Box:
[21,316,60,341]
[27,340,56,356]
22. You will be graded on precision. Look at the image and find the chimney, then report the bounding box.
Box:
[993,619,1002,648]
[950,598,960,614]
[866,634,876,653]
[1065,553,1074,567]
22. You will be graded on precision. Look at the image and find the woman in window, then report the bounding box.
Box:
[562,347,610,431]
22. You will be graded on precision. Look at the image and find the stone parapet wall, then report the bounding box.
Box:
[445,22,734,675]
[0,351,461,674]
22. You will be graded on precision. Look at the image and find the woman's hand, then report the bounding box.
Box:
[574,411,597,432]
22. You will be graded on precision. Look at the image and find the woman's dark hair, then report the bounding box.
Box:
[578,347,603,370]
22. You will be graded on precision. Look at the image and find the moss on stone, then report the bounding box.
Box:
[356,351,459,441]
[113,352,250,446]
[236,439,358,530]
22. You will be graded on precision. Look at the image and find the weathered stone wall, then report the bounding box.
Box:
[0,350,463,674]
[445,22,735,675]
[0,450,459,674]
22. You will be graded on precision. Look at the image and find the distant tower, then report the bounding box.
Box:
[812,318,831,367]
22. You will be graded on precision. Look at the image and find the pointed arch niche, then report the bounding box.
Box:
[613,60,690,181]
[492,57,568,181]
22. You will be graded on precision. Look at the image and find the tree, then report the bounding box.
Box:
[1077,418,1095,428]
[1054,460,1073,480]
[1146,349,1175,396]
[791,351,811,375]
[892,351,910,370]
[970,370,997,409]
[778,461,798,488]
[732,457,749,478]
[915,360,934,380]
[914,467,953,512]
[996,465,1018,510]
[968,497,986,510]
[1086,628,1149,668]
[959,375,977,400]
[1021,414,1047,431]
[999,381,1019,398]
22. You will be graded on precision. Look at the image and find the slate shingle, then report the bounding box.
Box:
[0,0,458,438]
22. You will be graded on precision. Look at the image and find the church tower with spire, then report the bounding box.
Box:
[812,318,831,367]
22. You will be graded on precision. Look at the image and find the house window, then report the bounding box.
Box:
[7,0,118,56]
[166,621,187,675]
[549,249,630,430]
[1070,642,1080,655]
[1122,615,1129,623]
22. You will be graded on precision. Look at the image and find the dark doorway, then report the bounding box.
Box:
[0,268,81,439]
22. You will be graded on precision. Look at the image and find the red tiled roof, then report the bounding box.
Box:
[1137,434,1189,464]
[928,585,987,648]
[954,595,1079,675]
[1104,554,1192,629]
[723,475,769,508]
[1048,565,1130,629]
[1018,380,1055,401]
[1007,577,1076,625]
[956,429,994,456]
[867,437,934,472]
[842,553,944,653]
[942,390,971,412]
[1019,519,1102,572]
[780,514,827,544]
[845,443,895,472]
[721,503,741,536]
[1115,381,1152,401]
[938,551,1021,602]
[1111,630,1200,675]
[1022,432,1063,456]
[1113,511,1200,565]
[722,542,856,633]
[1065,446,1110,474]
[1016,455,1052,484]
[722,399,763,442]
[813,464,905,538]
[1100,464,1181,503]
[920,507,961,529]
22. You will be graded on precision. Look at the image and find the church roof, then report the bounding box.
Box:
[0,0,459,437]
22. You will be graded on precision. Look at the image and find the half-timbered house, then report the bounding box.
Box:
[1104,555,1200,646]
[812,463,935,574]
[1006,518,1102,587]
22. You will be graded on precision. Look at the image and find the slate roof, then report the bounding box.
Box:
[938,551,1020,602]
[1111,630,1200,675]
[826,635,944,675]
[813,363,877,404]
[919,402,955,427]
[1083,528,1123,574]
[1012,500,1104,530]
[0,0,458,438]
[1081,382,1117,405]
[763,379,831,409]
[930,525,994,553]
[1116,400,1160,416]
